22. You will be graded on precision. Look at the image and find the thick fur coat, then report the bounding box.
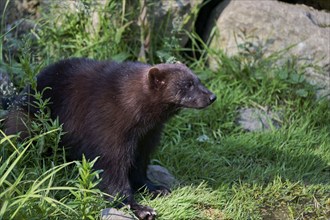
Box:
[5,58,216,219]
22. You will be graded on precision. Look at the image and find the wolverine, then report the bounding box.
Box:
[5,58,216,220]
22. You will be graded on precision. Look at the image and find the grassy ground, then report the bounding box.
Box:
[1,1,329,219]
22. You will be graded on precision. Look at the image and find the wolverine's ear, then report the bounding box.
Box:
[148,67,166,89]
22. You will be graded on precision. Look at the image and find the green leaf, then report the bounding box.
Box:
[291,73,299,82]
[296,89,308,97]
[278,70,288,80]
[111,52,130,62]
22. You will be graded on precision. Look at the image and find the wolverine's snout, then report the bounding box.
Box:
[209,94,217,103]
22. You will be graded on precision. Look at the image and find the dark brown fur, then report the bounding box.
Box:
[5,58,216,219]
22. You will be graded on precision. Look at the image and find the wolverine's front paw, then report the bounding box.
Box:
[131,204,157,220]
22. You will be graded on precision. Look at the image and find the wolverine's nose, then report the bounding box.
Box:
[209,94,217,103]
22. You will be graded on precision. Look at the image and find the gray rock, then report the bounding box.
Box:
[0,72,16,98]
[208,0,330,99]
[147,165,178,189]
[146,0,203,46]
[101,208,134,220]
[237,108,282,132]
[0,0,41,26]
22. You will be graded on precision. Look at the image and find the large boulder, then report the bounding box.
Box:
[146,0,203,46]
[135,0,202,61]
[208,0,330,98]
[0,0,41,26]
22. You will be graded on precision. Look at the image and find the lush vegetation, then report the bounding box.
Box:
[1,0,329,219]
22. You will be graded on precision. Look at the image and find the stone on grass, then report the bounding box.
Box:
[101,208,134,220]
[147,165,179,190]
[237,108,282,132]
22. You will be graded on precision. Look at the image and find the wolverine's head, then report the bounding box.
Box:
[147,63,216,109]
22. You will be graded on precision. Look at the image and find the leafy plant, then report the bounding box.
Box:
[68,156,111,220]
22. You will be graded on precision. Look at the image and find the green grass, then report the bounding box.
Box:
[1,0,329,219]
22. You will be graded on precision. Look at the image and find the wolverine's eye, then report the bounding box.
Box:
[185,81,194,89]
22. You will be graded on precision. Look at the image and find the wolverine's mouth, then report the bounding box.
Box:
[179,98,216,109]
